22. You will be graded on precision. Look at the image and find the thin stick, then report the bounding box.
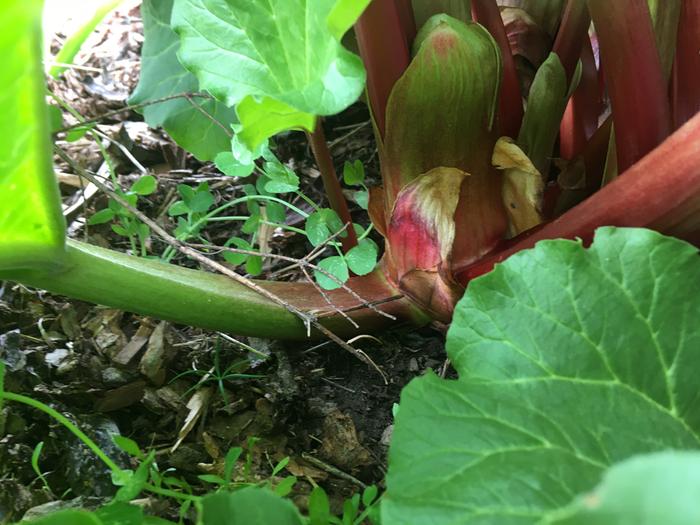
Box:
[184,94,233,138]
[56,148,388,382]
[301,452,367,489]
[57,93,213,133]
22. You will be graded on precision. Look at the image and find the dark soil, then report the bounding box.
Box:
[0,4,450,524]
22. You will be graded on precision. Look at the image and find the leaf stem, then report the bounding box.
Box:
[354,0,411,137]
[306,117,358,253]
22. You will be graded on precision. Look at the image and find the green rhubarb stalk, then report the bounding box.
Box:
[1,239,420,340]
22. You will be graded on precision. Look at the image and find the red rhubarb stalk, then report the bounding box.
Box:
[559,38,600,159]
[587,0,671,172]
[671,0,700,128]
[457,111,700,283]
[471,0,523,138]
[354,0,411,137]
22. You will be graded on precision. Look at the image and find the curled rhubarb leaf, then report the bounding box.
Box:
[171,0,366,151]
[383,14,501,206]
[518,52,570,175]
[130,0,238,161]
[0,0,65,271]
[384,228,700,524]
[381,15,508,270]
[492,137,544,236]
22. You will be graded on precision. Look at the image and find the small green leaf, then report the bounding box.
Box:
[274,476,297,497]
[177,184,195,205]
[30,441,44,478]
[65,125,95,142]
[271,456,290,477]
[115,450,155,501]
[188,189,215,214]
[309,486,331,525]
[353,189,369,210]
[242,214,260,235]
[305,209,345,247]
[214,151,255,178]
[343,160,365,186]
[544,451,700,524]
[315,256,349,290]
[198,474,226,485]
[130,175,157,196]
[264,162,300,194]
[112,435,143,459]
[130,0,238,161]
[362,485,379,507]
[224,446,243,484]
[345,239,378,275]
[245,255,263,276]
[88,208,116,225]
[167,201,189,217]
[223,238,252,266]
[111,224,130,237]
[201,488,304,525]
[265,202,286,224]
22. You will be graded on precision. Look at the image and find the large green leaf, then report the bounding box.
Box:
[545,451,700,524]
[0,0,65,271]
[170,0,366,151]
[129,0,238,161]
[201,488,304,525]
[383,227,700,524]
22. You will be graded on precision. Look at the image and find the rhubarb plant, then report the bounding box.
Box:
[2,0,700,521]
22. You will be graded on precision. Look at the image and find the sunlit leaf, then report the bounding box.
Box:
[0,0,66,271]
[171,0,366,150]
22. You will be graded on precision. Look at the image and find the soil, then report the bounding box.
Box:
[0,4,451,524]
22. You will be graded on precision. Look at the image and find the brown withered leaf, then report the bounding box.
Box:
[492,137,544,236]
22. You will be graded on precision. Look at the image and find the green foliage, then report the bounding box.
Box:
[129,0,238,161]
[545,451,700,524]
[343,160,369,210]
[170,0,367,152]
[314,256,349,290]
[518,52,571,174]
[0,0,65,272]
[201,488,303,525]
[88,175,158,257]
[345,239,378,276]
[383,227,700,524]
